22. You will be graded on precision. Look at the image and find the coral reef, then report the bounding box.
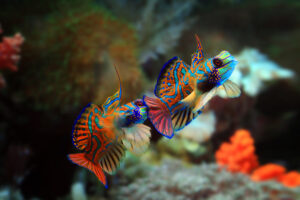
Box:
[228,48,294,97]
[215,129,259,174]
[251,164,300,188]
[18,0,147,111]
[0,27,24,88]
[71,182,87,200]
[110,159,300,200]
[251,164,286,181]
[279,172,300,188]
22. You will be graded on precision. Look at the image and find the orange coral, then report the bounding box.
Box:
[215,129,259,174]
[279,171,300,188]
[251,164,286,181]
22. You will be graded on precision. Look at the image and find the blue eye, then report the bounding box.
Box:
[213,58,223,68]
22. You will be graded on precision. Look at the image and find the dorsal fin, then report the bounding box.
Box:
[154,56,190,98]
[191,34,205,73]
[101,65,122,114]
[72,104,103,151]
[99,142,126,174]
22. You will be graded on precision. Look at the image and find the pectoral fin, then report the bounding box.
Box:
[122,124,151,155]
[219,80,241,98]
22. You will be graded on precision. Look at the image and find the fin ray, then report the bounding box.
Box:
[99,143,125,174]
[122,124,151,154]
[143,96,174,138]
[68,153,107,187]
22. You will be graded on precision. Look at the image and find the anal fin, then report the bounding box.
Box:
[99,143,125,174]
[171,103,202,131]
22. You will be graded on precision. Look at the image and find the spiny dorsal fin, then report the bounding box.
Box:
[191,34,205,73]
[154,56,190,98]
[99,142,125,174]
[101,65,122,114]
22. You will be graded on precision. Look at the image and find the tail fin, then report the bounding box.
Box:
[68,153,107,188]
[143,96,174,139]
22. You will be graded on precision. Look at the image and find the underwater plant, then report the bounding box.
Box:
[215,129,259,174]
[0,26,24,88]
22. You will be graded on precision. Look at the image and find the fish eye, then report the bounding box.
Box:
[134,100,144,107]
[213,58,223,68]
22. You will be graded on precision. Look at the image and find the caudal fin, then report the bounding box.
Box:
[68,153,107,188]
[143,96,174,139]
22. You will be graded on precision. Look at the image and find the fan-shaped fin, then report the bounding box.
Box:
[219,80,241,98]
[99,142,125,174]
[122,124,151,154]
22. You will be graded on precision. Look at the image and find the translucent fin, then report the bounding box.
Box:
[154,56,190,98]
[122,124,151,154]
[68,153,107,187]
[99,143,125,174]
[220,80,241,98]
[143,96,174,139]
[72,104,102,151]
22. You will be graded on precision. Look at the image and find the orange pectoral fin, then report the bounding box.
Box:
[68,153,107,188]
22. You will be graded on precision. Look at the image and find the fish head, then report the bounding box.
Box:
[207,51,238,86]
[132,99,147,123]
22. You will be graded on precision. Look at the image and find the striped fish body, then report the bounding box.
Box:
[144,35,240,137]
[69,103,126,188]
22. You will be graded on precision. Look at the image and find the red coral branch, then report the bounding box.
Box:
[215,129,259,174]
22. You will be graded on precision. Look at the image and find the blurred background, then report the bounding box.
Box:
[0,0,300,199]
